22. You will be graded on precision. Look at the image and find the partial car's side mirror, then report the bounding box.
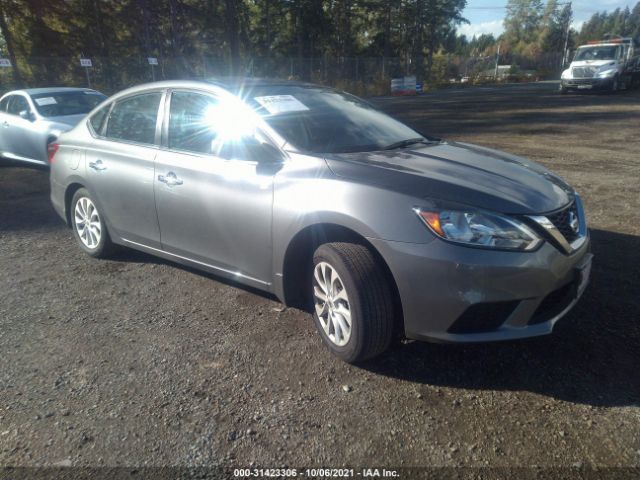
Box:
[19,110,35,121]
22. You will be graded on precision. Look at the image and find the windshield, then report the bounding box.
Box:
[574,45,621,62]
[244,86,428,153]
[30,91,107,117]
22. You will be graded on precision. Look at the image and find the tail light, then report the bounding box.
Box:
[47,143,59,164]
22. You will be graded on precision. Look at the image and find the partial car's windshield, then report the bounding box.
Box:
[574,45,621,61]
[30,90,107,117]
[243,86,431,153]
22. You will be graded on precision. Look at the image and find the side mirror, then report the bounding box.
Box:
[19,110,35,121]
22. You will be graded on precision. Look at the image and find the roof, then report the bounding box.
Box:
[204,77,325,93]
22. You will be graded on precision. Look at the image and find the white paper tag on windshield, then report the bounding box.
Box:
[254,95,309,114]
[35,97,57,106]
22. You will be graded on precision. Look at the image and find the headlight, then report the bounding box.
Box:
[414,208,542,251]
[561,69,571,79]
[597,69,617,78]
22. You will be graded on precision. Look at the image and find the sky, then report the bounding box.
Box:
[458,0,637,38]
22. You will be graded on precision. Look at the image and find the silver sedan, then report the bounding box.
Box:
[0,87,106,166]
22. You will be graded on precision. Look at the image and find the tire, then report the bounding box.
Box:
[559,86,568,95]
[70,188,115,258]
[311,242,395,363]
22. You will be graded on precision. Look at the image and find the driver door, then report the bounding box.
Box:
[154,90,279,288]
[2,94,43,163]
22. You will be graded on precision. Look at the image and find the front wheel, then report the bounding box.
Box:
[71,188,115,258]
[311,242,396,363]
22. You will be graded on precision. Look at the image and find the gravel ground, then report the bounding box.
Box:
[1,82,639,472]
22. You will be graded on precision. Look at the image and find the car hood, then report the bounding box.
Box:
[324,141,573,215]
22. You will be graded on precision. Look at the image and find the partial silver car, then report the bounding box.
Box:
[0,87,107,166]
[49,80,592,362]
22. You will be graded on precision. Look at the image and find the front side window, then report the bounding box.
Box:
[105,92,162,145]
[167,91,263,160]
[7,95,29,116]
[168,91,220,154]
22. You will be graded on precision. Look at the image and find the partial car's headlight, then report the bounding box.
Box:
[414,208,542,251]
[597,69,617,78]
[561,69,572,80]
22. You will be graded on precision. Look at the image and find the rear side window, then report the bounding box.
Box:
[105,93,162,145]
[89,104,110,135]
[7,95,29,116]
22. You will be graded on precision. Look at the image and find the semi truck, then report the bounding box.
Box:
[560,36,640,93]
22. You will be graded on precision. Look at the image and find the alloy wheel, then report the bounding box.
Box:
[74,197,102,249]
[313,261,352,346]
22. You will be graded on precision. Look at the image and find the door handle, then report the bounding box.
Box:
[88,159,107,171]
[2,121,9,128]
[158,171,183,186]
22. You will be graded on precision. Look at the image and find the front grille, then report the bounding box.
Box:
[547,202,580,243]
[565,78,596,85]
[572,66,597,78]
[529,281,576,325]
[447,300,520,334]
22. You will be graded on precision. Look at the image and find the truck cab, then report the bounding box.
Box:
[560,36,640,93]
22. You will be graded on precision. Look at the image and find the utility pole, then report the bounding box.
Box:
[561,2,573,72]
[494,43,501,79]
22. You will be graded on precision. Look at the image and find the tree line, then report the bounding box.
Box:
[455,1,640,76]
[0,0,638,93]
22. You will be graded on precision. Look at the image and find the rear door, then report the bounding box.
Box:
[86,90,164,248]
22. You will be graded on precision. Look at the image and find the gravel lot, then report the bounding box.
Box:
[1,82,639,472]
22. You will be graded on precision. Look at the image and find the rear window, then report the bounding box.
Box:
[30,91,107,117]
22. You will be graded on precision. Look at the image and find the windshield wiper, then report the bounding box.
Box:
[381,137,433,150]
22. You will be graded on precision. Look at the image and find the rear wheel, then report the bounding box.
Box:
[311,242,395,363]
[71,188,115,258]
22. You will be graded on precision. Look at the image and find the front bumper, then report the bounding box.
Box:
[369,233,591,343]
[561,77,614,90]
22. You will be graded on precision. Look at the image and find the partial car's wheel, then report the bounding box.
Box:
[559,84,568,95]
[311,242,395,363]
[71,188,115,258]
